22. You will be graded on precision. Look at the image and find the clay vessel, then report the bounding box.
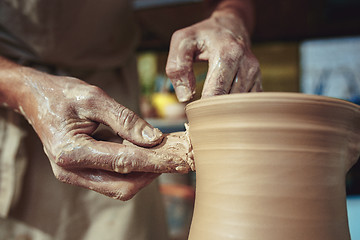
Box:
[185,92,360,240]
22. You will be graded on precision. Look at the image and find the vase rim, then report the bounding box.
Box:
[185,92,360,111]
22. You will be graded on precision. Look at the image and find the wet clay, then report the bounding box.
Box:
[123,132,194,173]
[185,92,360,240]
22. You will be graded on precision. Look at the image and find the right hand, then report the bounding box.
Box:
[14,68,191,200]
[166,7,261,102]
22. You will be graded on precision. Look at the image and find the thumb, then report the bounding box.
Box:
[91,98,163,147]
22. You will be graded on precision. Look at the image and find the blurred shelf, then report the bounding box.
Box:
[134,0,201,10]
[146,118,187,133]
[134,0,360,50]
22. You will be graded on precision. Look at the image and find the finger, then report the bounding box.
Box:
[201,45,243,98]
[166,30,197,102]
[50,161,159,201]
[55,134,191,174]
[86,93,163,147]
[230,53,262,93]
[250,70,263,92]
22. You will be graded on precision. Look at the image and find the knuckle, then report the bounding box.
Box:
[230,40,245,53]
[171,29,189,42]
[54,144,80,168]
[219,48,243,67]
[112,154,133,173]
[246,58,261,79]
[55,150,71,167]
[203,86,228,97]
[166,63,192,81]
[212,87,228,96]
[224,37,244,51]
[110,188,136,201]
[117,106,138,129]
[87,85,104,95]
[69,85,105,112]
[84,86,104,104]
[248,55,260,69]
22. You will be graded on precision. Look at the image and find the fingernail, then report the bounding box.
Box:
[142,125,162,142]
[175,85,193,102]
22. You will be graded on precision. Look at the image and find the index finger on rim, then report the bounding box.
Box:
[201,51,240,98]
[166,30,197,102]
[230,53,262,93]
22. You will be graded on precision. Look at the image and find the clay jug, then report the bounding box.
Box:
[185,92,360,240]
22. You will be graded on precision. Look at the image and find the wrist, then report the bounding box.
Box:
[209,0,254,34]
[0,59,25,110]
[209,8,252,46]
[0,57,42,118]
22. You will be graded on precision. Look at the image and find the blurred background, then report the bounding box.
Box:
[133,0,360,239]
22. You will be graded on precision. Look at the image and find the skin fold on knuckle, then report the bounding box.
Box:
[170,28,192,47]
[53,142,84,169]
[112,152,135,174]
[64,82,102,108]
[166,32,195,78]
[55,150,73,168]
[116,106,138,131]
[251,70,263,92]
[211,43,241,76]
[106,187,137,201]
[116,191,135,201]
[210,86,228,96]
[244,55,261,90]
[247,54,260,72]
[203,66,231,97]
[82,84,105,99]
[222,43,243,66]
[166,63,193,83]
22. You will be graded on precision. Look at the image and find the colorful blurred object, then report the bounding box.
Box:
[151,92,185,119]
[301,36,360,104]
[137,52,158,97]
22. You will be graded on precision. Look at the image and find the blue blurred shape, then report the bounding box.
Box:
[347,196,360,239]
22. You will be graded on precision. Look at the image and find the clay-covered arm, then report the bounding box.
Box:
[0,57,29,111]
[206,0,255,34]
[166,0,261,102]
[0,56,191,200]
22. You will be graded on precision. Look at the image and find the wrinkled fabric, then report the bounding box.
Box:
[0,109,27,218]
[0,0,139,69]
[0,0,169,239]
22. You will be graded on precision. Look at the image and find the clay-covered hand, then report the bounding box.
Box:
[14,68,191,200]
[166,7,262,102]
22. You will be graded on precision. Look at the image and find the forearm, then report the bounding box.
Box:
[0,56,30,112]
[206,0,255,34]
[0,56,54,126]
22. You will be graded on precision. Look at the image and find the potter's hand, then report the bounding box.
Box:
[0,59,190,200]
[166,0,262,102]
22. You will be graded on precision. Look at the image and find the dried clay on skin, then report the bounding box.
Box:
[123,131,195,173]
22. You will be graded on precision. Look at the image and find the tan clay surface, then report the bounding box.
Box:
[123,132,194,173]
[185,92,360,240]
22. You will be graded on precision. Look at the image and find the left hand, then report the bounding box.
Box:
[166,12,262,102]
[7,67,191,200]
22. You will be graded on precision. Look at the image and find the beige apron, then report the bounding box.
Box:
[0,1,169,239]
